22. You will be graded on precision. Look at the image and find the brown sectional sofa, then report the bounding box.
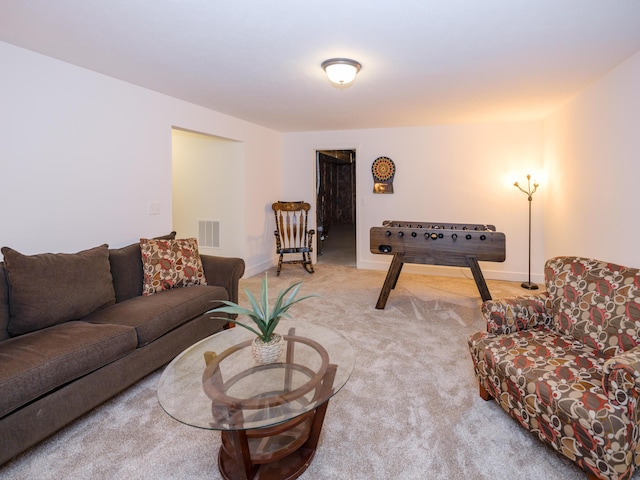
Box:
[0,234,245,465]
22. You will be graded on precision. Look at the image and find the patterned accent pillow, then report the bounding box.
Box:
[109,231,176,302]
[140,238,207,296]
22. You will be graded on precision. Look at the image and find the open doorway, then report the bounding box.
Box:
[316,150,356,267]
[172,128,244,259]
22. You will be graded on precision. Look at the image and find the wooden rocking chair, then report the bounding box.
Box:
[272,201,315,276]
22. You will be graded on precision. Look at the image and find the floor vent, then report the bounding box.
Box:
[198,220,220,248]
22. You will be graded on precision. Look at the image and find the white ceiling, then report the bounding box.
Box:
[2,0,640,132]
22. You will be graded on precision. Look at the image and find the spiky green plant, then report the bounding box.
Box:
[206,273,317,342]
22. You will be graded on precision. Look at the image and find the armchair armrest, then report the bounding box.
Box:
[200,255,245,305]
[603,346,640,408]
[481,292,552,335]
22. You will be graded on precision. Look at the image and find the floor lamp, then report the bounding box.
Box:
[514,174,539,290]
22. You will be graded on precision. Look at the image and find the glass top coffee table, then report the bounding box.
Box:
[157,320,354,480]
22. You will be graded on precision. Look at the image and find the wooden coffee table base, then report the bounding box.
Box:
[218,398,331,480]
[158,323,353,480]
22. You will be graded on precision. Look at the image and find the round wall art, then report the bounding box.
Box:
[371,156,395,194]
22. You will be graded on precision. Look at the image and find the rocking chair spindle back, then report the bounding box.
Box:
[272,201,315,276]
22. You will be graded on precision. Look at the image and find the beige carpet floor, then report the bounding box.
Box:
[1,264,614,479]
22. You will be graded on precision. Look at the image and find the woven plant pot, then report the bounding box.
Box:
[251,333,285,365]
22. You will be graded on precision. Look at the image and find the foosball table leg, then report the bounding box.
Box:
[391,261,404,289]
[376,252,405,309]
[466,255,492,302]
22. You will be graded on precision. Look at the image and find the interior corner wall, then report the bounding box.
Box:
[171,129,245,259]
[542,50,640,267]
[0,41,281,275]
[282,122,545,283]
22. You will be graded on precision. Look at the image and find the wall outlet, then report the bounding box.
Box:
[148,202,160,215]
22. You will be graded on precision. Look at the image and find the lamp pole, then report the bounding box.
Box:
[514,174,539,290]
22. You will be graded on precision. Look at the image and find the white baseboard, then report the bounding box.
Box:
[243,258,545,286]
[357,259,545,285]
[243,258,276,278]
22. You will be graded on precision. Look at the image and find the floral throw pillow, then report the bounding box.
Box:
[140,238,207,296]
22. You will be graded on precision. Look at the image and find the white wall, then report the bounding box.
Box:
[5,37,638,280]
[171,129,245,259]
[282,122,545,283]
[0,41,281,275]
[543,50,640,267]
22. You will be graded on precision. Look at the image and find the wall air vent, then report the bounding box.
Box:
[198,220,220,248]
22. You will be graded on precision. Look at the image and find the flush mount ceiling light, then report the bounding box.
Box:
[321,58,361,86]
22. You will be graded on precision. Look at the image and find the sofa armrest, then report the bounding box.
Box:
[481,292,553,335]
[200,255,245,305]
[603,347,640,408]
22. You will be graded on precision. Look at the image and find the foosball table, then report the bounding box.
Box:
[370,221,506,309]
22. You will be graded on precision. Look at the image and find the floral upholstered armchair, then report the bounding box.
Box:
[468,256,640,480]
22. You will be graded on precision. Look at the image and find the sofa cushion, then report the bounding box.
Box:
[0,321,137,418]
[109,232,177,303]
[1,245,116,336]
[0,263,10,342]
[84,284,228,346]
[140,238,207,296]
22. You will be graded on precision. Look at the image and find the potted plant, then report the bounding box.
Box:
[207,273,317,364]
